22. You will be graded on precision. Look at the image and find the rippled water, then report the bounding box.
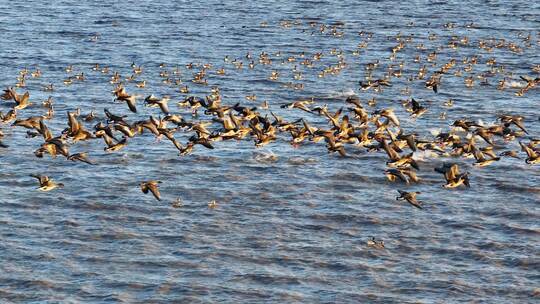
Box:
[1,0,539,303]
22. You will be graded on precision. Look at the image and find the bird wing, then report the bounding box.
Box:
[407,198,423,209]
[158,99,170,115]
[67,111,80,134]
[473,147,486,162]
[403,169,418,182]
[148,183,161,201]
[445,164,459,181]
[125,96,137,113]
[411,98,420,111]
[384,110,400,126]
[519,142,537,158]
[30,174,48,185]
[39,119,53,141]
[382,140,400,161]
[476,129,493,145]
[520,75,532,82]
[77,153,95,165]
[17,91,30,105]
[512,119,528,134]
[406,135,417,151]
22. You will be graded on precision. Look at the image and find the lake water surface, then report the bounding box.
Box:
[0,1,539,303]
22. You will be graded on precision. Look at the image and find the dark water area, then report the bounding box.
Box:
[0,0,539,303]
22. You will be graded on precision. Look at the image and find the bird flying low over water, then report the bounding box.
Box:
[30,174,64,191]
[519,141,540,164]
[396,190,423,209]
[472,146,500,167]
[113,85,138,113]
[140,180,162,201]
[384,167,419,184]
[0,21,537,215]
[2,87,32,110]
[435,163,470,189]
[407,98,427,118]
[104,136,128,152]
[144,95,171,115]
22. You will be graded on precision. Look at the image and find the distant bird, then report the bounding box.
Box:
[172,198,183,208]
[407,98,427,118]
[385,167,418,184]
[104,136,128,152]
[13,91,32,110]
[472,147,500,167]
[373,108,400,127]
[396,190,423,209]
[280,100,314,113]
[30,174,64,191]
[140,180,162,201]
[144,95,171,115]
[519,141,540,164]
[426,72,442,93]
[435,163,470,188]
[367,237,385,249]
[104,108,127,123]
[114,85,138,113]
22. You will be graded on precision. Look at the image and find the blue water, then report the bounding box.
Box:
[0,1,539,303]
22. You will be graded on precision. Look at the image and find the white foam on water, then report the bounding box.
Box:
[323,88,356,99]
[429,128,442,136]
[508,81,525,88]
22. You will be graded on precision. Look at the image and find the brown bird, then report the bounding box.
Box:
[385,168,408,183]
[12,116,42,130]
[407,98,427,118]
[367,237,385,249]
[373,108,400,127]
[122,95,138,113]
[425,72,442,93]
[0,109,17,123]
[208,200,218,208]
[144,95,170,115]
[435,163,470,188]
[519,141,540,164]
[472,147,500,167]
[13,91,32,110]
[280,100,314,113]
[113,85,138,113]
[2,88,31,109]
[396,190,423,209]
[104,136,128,152]
[104,108,127,124]
[140,180,162,201]
[30,174,64,191]
[385,167,419,184]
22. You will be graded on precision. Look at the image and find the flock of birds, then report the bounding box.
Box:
[1,20,539,248]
